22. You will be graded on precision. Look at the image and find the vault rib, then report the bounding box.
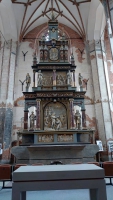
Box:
[20,0,30,41]
[20,0,46,41]
[58,0,84,37]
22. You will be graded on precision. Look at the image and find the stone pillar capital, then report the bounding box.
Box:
[36,99,41,102]
[69,98,74,102]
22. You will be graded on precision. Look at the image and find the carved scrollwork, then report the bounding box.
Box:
[24,94,37,99]
[36,92,73,98]
[38,66,71,70]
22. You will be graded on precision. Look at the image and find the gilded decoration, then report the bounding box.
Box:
[24,92,85,99]
[36,92,73,97]
[38,66,71,70]
[44,102,67,131]
[57,134,73,142]
[38,134,54,143]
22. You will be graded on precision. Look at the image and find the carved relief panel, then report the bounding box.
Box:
[57,134,73,142]
[44,102,67,131]
[38,134,54,143]
[56,72,67,86]
[42,72,53,86]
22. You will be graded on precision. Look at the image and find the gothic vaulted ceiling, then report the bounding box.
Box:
[0,0,105,41]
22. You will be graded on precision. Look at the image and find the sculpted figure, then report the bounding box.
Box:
[29,111,36,129]
[56,75,62,85]
[51,112,56,129]
[67,70,72,85]
[55,117,62,130]
[74,110,81,129]
[78,73,83,87]
[37,70,43,86]
[26,73,31,87]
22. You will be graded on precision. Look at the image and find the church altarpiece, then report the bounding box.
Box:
[12,16,98,165]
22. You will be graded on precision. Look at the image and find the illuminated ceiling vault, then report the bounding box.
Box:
[0,0,105,41]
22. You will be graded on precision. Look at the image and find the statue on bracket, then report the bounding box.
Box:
[74,110,81,129]
[29,111,36,130]
[26,73,31,88]
[37,70,43,86]
[78,73,83,87]
[67,70,72,85]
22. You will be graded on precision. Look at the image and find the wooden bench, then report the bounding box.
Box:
[12,164,107,200]
[0,164,12,189]
[103,161,113,185]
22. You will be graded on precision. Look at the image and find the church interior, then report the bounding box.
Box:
[0,0,113,198]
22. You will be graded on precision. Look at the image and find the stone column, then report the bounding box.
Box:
[24,111,29,130]
[0,38,4,145]
[53,70,56,86]
[36,99,41,130]
[101,0,113,59]
[69,99,74,129]
[0,40,17,161]
[89,40,113,147]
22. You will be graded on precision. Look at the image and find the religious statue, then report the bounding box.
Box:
[78,73,83,87]
[51,112,56,129]
[44,50,48,60]
[55,117,62,130]
[37,70,43,86]
[29,111,36,129]
[56,74,62,85]
[74,110,81,129]
[67,70,72,85]
[26,73,31,87]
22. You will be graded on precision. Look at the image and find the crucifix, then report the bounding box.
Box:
[22,51,28,61]
[19,79,26,91]
[83,78,89,90]
[78,48,84,57]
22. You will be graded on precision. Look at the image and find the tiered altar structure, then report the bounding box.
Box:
[12,16,98,164]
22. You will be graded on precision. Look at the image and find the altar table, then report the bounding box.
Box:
[12,164,107,200]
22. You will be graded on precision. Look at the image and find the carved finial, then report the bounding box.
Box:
[62,32,65,40]
[70,49,75,65]
[51,11,55,20]
[42,34,45,41]
[33,52,37,66]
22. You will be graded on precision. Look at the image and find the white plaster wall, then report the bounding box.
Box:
[0,42,11,103]
[14,42,34,100]
[13,42,34,140]
[7,42,17,105]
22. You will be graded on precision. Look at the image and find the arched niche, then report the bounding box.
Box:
[28,106,36,130]
[74,105,82,129]
[44,102,67,131]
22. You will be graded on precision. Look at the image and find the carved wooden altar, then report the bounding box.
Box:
[21,16,94,146]
[10,16,99,166]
